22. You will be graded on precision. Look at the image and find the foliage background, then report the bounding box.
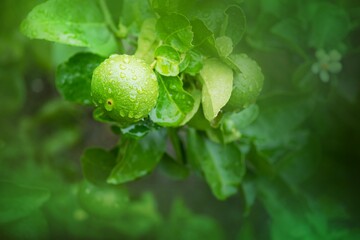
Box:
[0,0,360,239]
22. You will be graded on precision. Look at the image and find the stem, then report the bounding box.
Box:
[99,0,120,36]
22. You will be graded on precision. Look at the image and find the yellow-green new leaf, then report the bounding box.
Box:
[200,58,233,121]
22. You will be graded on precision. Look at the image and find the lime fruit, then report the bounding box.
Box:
[91,54,159,124]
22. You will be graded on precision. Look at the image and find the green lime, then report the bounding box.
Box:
[91,54,159,124]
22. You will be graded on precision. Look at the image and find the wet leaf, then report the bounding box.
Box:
[56,52,105,106]
[21,0,117,56]
[107,130,166,184]
[150,75,194,127]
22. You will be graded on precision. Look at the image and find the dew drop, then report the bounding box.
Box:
[120,73,126,78]
[128,111,134,118]
[123,57,130,64]
[132,75,137,80]
[129,90,137,102]
[120,110,126,117]
[108,88,112,93]
[169,84,177,90]
[109,54,117,59]
[134,113,143,119]
[119,64,125,70]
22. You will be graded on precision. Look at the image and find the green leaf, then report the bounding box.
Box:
[156,13,193,52]
[257,181,358,240]
[93,107,118,124]
[159,154,189,180]
[179,87,201,126]
[199,58,233,121]
[135,18,159,64]
[159,199,224,240]
[120,119,155,139]
[243,94,315,149]
[0,68,25,117]
[206,124,241,144]
[56,52,105,106]
[223,54,264,112]
[292,61,317,92]
[241,179,257,217]
[271,18,307,58]
[209,105,259,144]
[77,180,128,219]
[187,106,212,131]
[183,50,204,76]
[149,0,181,14]
[20,0,117,56]
[150,75,194,127]
[190,1,227,36]
[81,148,117,186]
[215,36,233,58]
[224,104,259,130]
[113,193,161,237]
[191,19,218,56]
[0,181,50,224]
[107,130,166,184]
[155,45,181,76]
[1,210,49,239]
[221,5,246,46]
[187,129,246,200]
[307,3,351,49]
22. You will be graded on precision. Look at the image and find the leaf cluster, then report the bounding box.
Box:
[20,0,265,200]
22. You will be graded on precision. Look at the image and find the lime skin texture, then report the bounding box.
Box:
[91,54,159,124]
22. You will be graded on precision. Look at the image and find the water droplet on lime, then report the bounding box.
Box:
[135,113,142,119]
[129,90,137,102]
[128,111,134,118]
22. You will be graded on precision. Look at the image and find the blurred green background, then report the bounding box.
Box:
[1,0,360,239]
